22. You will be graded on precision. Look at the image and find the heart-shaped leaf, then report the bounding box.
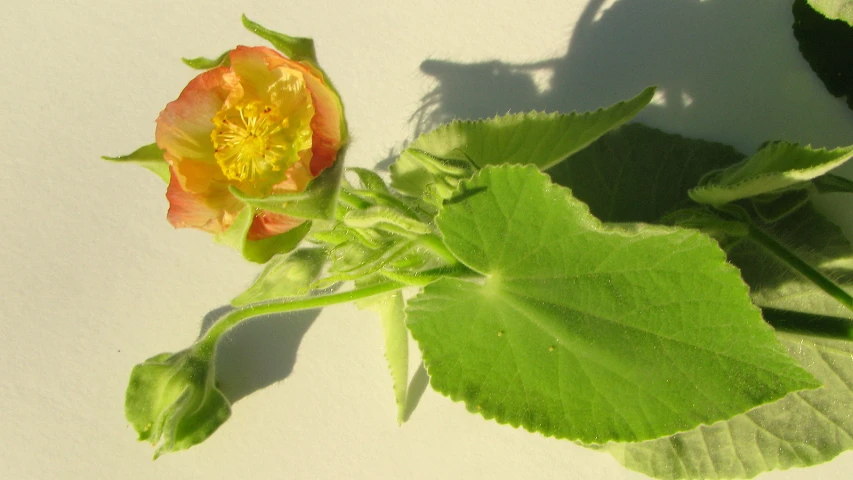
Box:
[406,165,818,444]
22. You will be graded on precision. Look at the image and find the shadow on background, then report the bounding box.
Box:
[414,0,853,154]
[200,306,319,403]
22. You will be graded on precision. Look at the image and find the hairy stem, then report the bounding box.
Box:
[197,281,406,352]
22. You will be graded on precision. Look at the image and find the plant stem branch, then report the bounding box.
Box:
[418,234,458,265]
[747,224,853,313]
[197,281,406,351]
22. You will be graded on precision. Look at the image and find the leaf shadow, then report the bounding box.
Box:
[200,305,319,403]
[412,0,853,156]
[402,362,430,422]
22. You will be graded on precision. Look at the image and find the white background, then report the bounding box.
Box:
[3,0,853,478]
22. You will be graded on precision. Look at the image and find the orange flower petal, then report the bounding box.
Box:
[301,71,344,175]
[156,66,231,162]
[166,167,242,234]
[247,211,305,241]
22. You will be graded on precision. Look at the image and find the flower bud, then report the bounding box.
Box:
[125,348,230,458]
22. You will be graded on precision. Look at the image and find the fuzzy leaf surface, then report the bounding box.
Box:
[547,123,744,223]
[728,203,853,320]
[406,165,818,444]
[602,332,853,479]
[689,142,853,206]
[390,87,654,198]
[231,248,326,306]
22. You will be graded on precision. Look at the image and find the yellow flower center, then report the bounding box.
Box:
[211,74,314,188]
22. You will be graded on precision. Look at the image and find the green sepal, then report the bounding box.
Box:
[182,50,231,70]
[216,207,312,264]
[343,206,431,236]
[241,14,317,64]
[689,142,853,206]
[229,155,345,221]
[231,248,326,306]
[102,143,169,183]
[125,347,231,459]
[390,86,655,199]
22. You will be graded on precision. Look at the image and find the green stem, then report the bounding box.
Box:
[197,281,405,352]
[417,234,458,265]
[747,224,853,313]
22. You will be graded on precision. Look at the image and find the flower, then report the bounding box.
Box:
[155,46,344,240]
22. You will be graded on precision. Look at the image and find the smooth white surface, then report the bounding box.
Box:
[3,0,853,478]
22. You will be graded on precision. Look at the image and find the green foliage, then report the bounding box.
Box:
[794,0,853,109]
[231,248,326,306]
[601,332,853,479]
[547,123,744,223]
[407,165,818,444]
[689,142,853,206]
[390,86,655,200]
[112,68,853,478]
[727,203,853,320]
[102,143,169,183]
[806,0,853,24]
[241,14,317,64]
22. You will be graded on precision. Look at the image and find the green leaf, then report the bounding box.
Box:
[241,14,317,64]
[230,154,345,220]
[406,164,818,444]
[547,123,745,223]
[813,173,853,193]
[748,189,811,223]
[231,248,326,306]
[357,290,409,424]
[793,0,853,110]
[807,0,853,24]
[601,332,853,479]
[102,143,169,183]
[390,86,655,198]
[216,208,312,264]
[182,50,230,70]
[688,142,853,206]
[727,203,853,320]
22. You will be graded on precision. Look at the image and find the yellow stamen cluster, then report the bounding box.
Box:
[211,74,314,189]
